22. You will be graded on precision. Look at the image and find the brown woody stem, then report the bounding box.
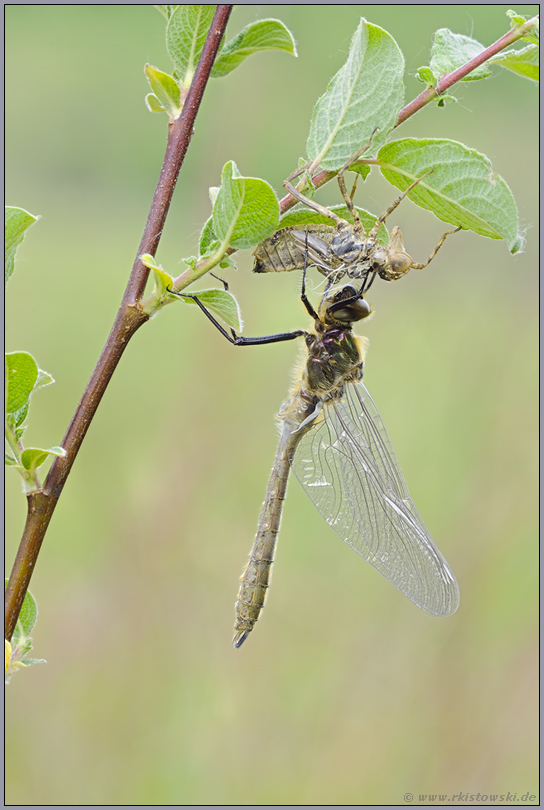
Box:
[5,5,233,642]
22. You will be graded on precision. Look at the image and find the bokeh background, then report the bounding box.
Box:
[6,5,538,805]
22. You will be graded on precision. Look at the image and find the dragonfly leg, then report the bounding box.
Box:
[334,127,380,228]
[283,165,344,225]
[209,271,229,291]
[168,288,305,346]
[349,173,360,203]
[283,129,379,228]
[337,126,380,176]
[359,266,379,294]
[336,172,361,227]
[410,227,462,269]
[193,271,237,338]
[366,170,435,242]
[299,232,319,320]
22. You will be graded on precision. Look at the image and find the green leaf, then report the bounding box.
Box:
[144,64,182,117]
[17,586,38,635]
[199,217,217,256]
[10,401,29,429]
[5,206,39,286]
[198,218,238,269]
[435,94,458,107]
[208,186,220,208]
[15,426,26,442]
[211,19,297,78]
[377,138,521,251]
[348,164,371,182]
[5,352,38,413]
[166,5,216,88]
[176,288,241,331]
[213,161,279,250]
[5,363,53,439]
[181,256,198,270]
[279,205,389,246]
[145,93,167,113]
[5,578,38,636]
[430,29,492,81]
[20,446,66,474]
[306,19,404,171]
[507,9,539,43]
[416,66,437,87]
[218,254,237,271]
[34,368,55,389]
[5,452,16,466]
[155,5,169,21]
[489,44,539,82]
[155,5,177,21]
[5,633,46,681]
[507,10,529,27]
[19,657,47,666]
[140,254,174,296]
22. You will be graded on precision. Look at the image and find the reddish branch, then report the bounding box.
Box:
[279,15,538,215]
[5,5,233,642]
[396,16,538,126]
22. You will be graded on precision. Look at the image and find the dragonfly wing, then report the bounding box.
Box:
[290,229,336,275]
[289,380,460,617]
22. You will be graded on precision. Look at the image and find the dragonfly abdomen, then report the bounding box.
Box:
[233,420,305,648]
[232,408,307,647]
[233,533,275,648]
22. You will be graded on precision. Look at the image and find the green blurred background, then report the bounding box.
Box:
[6,5,538,805]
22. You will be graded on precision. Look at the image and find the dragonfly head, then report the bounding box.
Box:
[371,226,413,281]
[321,284,372,326]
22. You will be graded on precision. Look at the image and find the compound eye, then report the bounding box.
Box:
[332,297,371,323]
[354,298,372,319]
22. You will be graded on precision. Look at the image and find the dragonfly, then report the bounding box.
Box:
[171,251,460,647]
[254,144,460,285]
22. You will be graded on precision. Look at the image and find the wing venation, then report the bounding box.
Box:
[289,380,460,617]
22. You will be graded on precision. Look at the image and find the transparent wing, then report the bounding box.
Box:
[289,381,459,617]
[290,230,335,274]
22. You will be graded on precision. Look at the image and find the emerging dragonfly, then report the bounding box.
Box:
[254,145,460,285]
[171,253,460,647]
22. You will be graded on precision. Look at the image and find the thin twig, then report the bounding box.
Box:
[278,15,538,214]
[5,5,234,642]
[396,15,538,126]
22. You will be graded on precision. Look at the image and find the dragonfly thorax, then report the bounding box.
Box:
[304,325,363,397]
[331,222,366,263]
